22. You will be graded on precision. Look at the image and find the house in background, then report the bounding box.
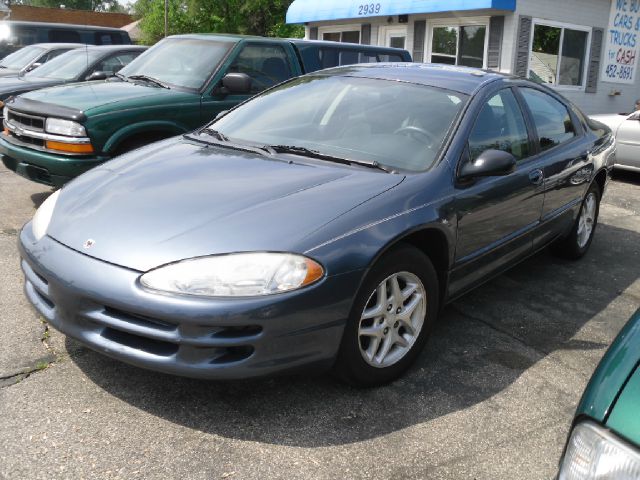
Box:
[287,0,640,114]
[3,4,132,28]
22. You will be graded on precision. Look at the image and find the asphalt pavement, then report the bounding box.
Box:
[1,168,639,480]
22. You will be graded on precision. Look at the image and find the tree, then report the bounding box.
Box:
[133,0,304,44]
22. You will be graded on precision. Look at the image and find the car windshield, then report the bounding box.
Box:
[211,75,468,172]
[0,45,45,70]
[25,48,101,80]
[119,38,233,90]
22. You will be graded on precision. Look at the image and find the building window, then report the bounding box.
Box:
[429,22,487,68]
[529,21,590,88]
[322,30,360,44]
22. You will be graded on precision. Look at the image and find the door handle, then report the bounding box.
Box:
[528,169,544,186]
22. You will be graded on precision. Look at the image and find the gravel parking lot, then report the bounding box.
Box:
[1,168,639,480]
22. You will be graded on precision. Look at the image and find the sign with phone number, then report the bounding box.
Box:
[601,0,640,84]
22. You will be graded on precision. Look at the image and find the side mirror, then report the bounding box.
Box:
[219,73,252,95]
[459,149,516,179]
[26,62,42,72]
[85,71,109,81]
[628,111,640,121]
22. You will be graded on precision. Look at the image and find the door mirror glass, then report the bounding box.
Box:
[221,72,252,94]
[86,70,109,81]
[459,149,516,179]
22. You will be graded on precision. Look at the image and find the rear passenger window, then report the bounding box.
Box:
[468,89,531,161]
[339,50,359,65]
[319,48,339,68]
[228,44,292,94]
[520,88,576,151]
[48,29,81,43]
[17,28,37,45]
[95,33,123,45]
[377,54,403,62]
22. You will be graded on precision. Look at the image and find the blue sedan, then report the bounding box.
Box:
[19,64,615,386]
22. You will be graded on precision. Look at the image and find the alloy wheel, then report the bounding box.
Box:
[577,192,597,248]
[357,271,426,368]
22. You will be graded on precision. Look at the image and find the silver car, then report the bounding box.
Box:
[590,111,640,172]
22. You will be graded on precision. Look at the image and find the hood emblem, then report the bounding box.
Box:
[83,239,95,249]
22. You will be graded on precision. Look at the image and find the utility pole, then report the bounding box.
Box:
[164,0,168,37]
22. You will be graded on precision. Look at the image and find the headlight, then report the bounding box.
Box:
[140,253,324,297]
[45,118,86,137]
[559,421,640,479]
[32,190,60,242]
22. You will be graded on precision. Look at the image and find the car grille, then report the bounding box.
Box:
[21,259,260,365]
[7,110,45,132]
[4,109,46,148]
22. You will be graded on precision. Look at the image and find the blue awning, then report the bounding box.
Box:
[286,0,516,24]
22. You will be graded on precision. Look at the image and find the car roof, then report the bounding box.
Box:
[2,21,128,32]
[29,43,87,50]
[72,45,147,52]
[290,39,408,53]
[168,33,263,43]
[315,63,518,95]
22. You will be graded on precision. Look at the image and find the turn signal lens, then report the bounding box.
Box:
[303,258,324,286]
[45,140,94,154]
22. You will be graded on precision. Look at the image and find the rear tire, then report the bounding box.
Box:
[334,244,439,387]
[552,182,600,260]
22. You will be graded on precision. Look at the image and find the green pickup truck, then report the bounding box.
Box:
[0,33,411,187]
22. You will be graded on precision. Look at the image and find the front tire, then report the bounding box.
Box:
[553,182,601,260]
[334,244,439,387]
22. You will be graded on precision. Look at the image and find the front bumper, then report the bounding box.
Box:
[0,136,106,187]
[19,225,360,379]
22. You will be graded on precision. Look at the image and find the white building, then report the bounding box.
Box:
[286,0,640,114]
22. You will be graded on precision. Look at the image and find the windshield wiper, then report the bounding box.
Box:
[187,128,273,158]
[265,145,395,173]
[199,127,229,142]
[127,74,170,89]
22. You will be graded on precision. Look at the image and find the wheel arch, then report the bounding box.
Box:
[365,225,453,307]
[103,121,189,155]
[592,167,608,197]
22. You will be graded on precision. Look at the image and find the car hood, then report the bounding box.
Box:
[0,75,61,96]
[590,113,628,132]
[45,137,405,272]
[21,80,187,114]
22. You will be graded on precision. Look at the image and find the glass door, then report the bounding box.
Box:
[379,26,408,50]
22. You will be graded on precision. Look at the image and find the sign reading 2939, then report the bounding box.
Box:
[358,3,382,15]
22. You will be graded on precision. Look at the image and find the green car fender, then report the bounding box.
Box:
[102,121,191,155]
[576,308,640,423]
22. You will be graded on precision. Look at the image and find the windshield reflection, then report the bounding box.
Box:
[210,75,468,172]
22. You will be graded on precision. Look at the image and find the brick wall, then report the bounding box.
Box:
[8,5,133,28]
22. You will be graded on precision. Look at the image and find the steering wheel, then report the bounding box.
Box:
[393,125,437,145]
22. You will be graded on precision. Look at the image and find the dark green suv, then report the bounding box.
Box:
[0,34,411,187]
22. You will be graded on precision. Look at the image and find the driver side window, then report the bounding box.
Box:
[227,44,292,94]
[468,89,530,162]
